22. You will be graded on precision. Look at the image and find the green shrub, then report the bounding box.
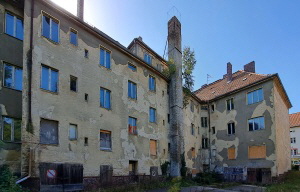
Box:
[161,161,170,176]
[0,165,24,192]
[193,172,221,185]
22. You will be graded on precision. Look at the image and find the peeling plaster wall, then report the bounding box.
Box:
[210,81,277,176]
[273,82,291,175]
[0,0,23,176]
[22,0,169,177]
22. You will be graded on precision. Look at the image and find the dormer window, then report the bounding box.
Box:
[144,53,152,65]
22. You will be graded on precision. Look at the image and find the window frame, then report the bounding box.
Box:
[69,124,78,141]
[248,145,266,159]
[247,88,264,105]
[100,87,112,110]
[226,98,234,111]
[5,11,24,40]
[69,28,78,46]
[248,116,265,131]
[227,122,235,135]
[144,53,152,65]
[1,116,21,143]
[190,101,194,112]
[128,81,137,100]
[149,75,156,92]
[150,139,157,156]
[40,118,59,145]
[70,75,77,92]
[128,62,137,71]
[202,138,209,149]
[100,130,112,151]
[3,62,23,91]
[201,117,208,128]
[128,116,137,135]
[99,46,111,69]
[149,107,157,123]
[191,123,195,135]
[41,12,60,43]
[40,65,59,93]
[84,49,89,58]
[228,148,236,160]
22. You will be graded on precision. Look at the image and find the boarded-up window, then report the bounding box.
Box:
[228,148,236,160]
[40,119,58,144]
[150,139,157,156]
[248,145,266,159]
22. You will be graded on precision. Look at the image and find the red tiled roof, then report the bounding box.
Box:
[290,112,300,128]
[194,70,273,101]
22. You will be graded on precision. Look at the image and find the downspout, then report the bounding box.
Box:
[207,101,212,171]
[16,0,35,184]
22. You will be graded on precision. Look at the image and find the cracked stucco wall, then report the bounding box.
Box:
[0,0,23,176]
[22,0,169,177]
[210,80,278,176]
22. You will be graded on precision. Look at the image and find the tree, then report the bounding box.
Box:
[182,46,197,107]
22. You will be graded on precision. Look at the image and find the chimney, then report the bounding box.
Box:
[227,62,232,82]
[77,0,84,20]
[137,36,143,41]
[244,61,255,73]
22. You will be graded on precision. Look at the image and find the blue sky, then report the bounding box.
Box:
[51,0,299,113]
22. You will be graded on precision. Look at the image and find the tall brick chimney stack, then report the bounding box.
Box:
[168,16,184,178]
[77,0,84,20]
[227,62,232,82]
[244,61,255,73]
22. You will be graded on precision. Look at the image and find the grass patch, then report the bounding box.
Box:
[266,171,300,192]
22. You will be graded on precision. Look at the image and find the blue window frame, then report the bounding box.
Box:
[100,48,111,69]
[144,53,152,65]
[41,65,58,92]
[149,76,156,91]
[100,88,111,109]
[42,14,59,43]
[248,116,265,131]
[128,117,137,135]
[70,29,78,46]
[5,12,23,40]
[247,88,263,105]
[128,63,136,71]
[3,63,23,91]
[149,107,156,123]
[128,81,137,99]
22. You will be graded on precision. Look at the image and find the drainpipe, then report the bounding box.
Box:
[16,148,33,184]
[207,101,212,171]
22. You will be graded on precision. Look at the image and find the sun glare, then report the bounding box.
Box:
[50,0,77,15]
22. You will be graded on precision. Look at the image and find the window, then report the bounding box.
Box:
[144,53,152,65]
[248,145,266,159]
[84,137,88,146]
[292,149,298,155]
[201,117,208,128]
[100,47,111,69]
[226,98,234,110]
[291,137,296,144]
[212,149,216,157]
[247,88,263,105]
[150,139,157,156]
[149,107,156,123]
[5,12,23,40]
[149,76,156,91]
[128,81,137,99]
[157,63,162,71]
[168,114,170,123]
[128,117,137,135]
[42,14,59,43]
[190,101,194,112]
[84,49,89,58]
[201,105,208,110]
[128,63,136,71]
[100,88,111,109]
[227,123,235,135]
[211,105,215,112]
[100,130,111,150]
[1,117,21,142]
[69,124,77,140]
[228,148,236,160]
[248,116,265,131]
[212,126,216,134]
[85,93,88,101]
[191,124,195,135]
[198,126,200,134]
[202,138,209,149]
[41,65,58,93]
[3,63,23,91]
[70,29,77,46]
[40,119,58,144]
[70,76,77,92]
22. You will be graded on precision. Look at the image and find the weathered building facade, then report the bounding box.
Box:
[290,112,300,164]
[0,0,292,190]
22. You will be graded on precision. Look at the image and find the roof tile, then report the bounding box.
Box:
[290,112,300,128]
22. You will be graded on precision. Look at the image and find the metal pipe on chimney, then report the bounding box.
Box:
[77,0,84,20]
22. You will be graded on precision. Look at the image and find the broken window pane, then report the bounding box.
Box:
[40,119,59,144]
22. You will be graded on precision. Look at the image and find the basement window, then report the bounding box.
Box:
[70,28,78,46]
[42,13,59,43]
[1,116,21,142]
[5,12,23,40]
[100,130,112,151]
[40,118,58,145]
[128,117,137,135]
[3,63,23,91]
[70,75,77,92]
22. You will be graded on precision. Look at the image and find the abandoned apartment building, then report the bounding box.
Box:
[0,0,292,190]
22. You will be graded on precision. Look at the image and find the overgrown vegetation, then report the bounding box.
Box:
[180,153,187,177]
[182,46,196,107]
[0,165,26,192]
[193,172,222,185]
[162,59,176,78]
[160,161,170,176]
[266,171,300,192]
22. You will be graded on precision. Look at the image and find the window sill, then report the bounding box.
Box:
[40,143,59,146]
[4,33,23,41]
[40,88,58,95]
[248,129,265,132]
[247,100,263,105]
[128,98,137,102]
[0,140,22,144]
[42,36,60,45]
[100,148,112,152]
[99,65,112,71]
[100,106,112,111]
[3,86,22,92]
[149,90,156,93]
[149,121,157,125]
